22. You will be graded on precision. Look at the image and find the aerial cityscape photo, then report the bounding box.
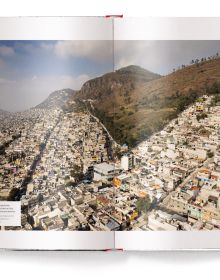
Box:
[1,40,220,231]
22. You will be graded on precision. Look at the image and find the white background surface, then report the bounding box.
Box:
[1,1,220,280]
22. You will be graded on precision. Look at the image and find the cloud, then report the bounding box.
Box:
[54,41,112,62]
[0,73,90,112]
[0,58,5,68]
[0,45,15,56]
[115,41,220,75]
[31,75,38,81]
[14,42,49,55]
[27,74,90,91]
[115,41,153,70]
[58,74,90,88]
[40,42,54,51]
[0,78,15,84]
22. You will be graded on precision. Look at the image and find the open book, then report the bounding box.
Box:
[1,17,220,250]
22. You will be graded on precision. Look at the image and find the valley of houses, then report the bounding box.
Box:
[1,94,220,231]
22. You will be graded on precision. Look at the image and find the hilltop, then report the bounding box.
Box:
[77,65,160,100]
[36,88,75,110]
[72,58,220,147]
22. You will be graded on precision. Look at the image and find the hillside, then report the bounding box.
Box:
[77,65,160,100]
[36,88,75,109]
[72,59,220,147]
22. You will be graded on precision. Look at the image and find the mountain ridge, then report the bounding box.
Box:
[35,88,76,109]
[71,59,220,147]
[75,65,160,101]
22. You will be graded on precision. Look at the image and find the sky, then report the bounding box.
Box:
[1,40,220,111]
[0,40,113,111]
[115,40,220,74]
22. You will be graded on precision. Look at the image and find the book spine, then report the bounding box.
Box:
[105,15,123,18]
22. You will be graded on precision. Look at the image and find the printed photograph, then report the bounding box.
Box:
[1,40,220,231]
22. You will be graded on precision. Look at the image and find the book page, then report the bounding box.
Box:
[114,17,220,250]
[0,17,115,250]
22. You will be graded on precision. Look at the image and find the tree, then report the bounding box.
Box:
[196,113,208,122]
[136,195,151,215]
[114,146,123,159]
[207,82,220,95]
[38,193,44,203]
[65,175,70,181]
[7,188,19,201]
[70,164,84,182]
[207,151,214,158]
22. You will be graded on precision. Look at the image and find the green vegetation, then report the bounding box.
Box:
[211,94,220,106]
[198,126,211,137]
[196,113,208,121]
[163,89,199,113]
[207,151,214,158]
[127,110,134,116]
[72,59,220,149]
[74,100,87,113]
[70,164,83,183]
[136,195,151,215]
[113,146,123,159]
[85,82,220,148]
[7,188,19,201]
[206,81,220,95]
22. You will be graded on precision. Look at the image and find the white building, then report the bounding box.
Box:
[121,153,136,171]
[93,162,119,181]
